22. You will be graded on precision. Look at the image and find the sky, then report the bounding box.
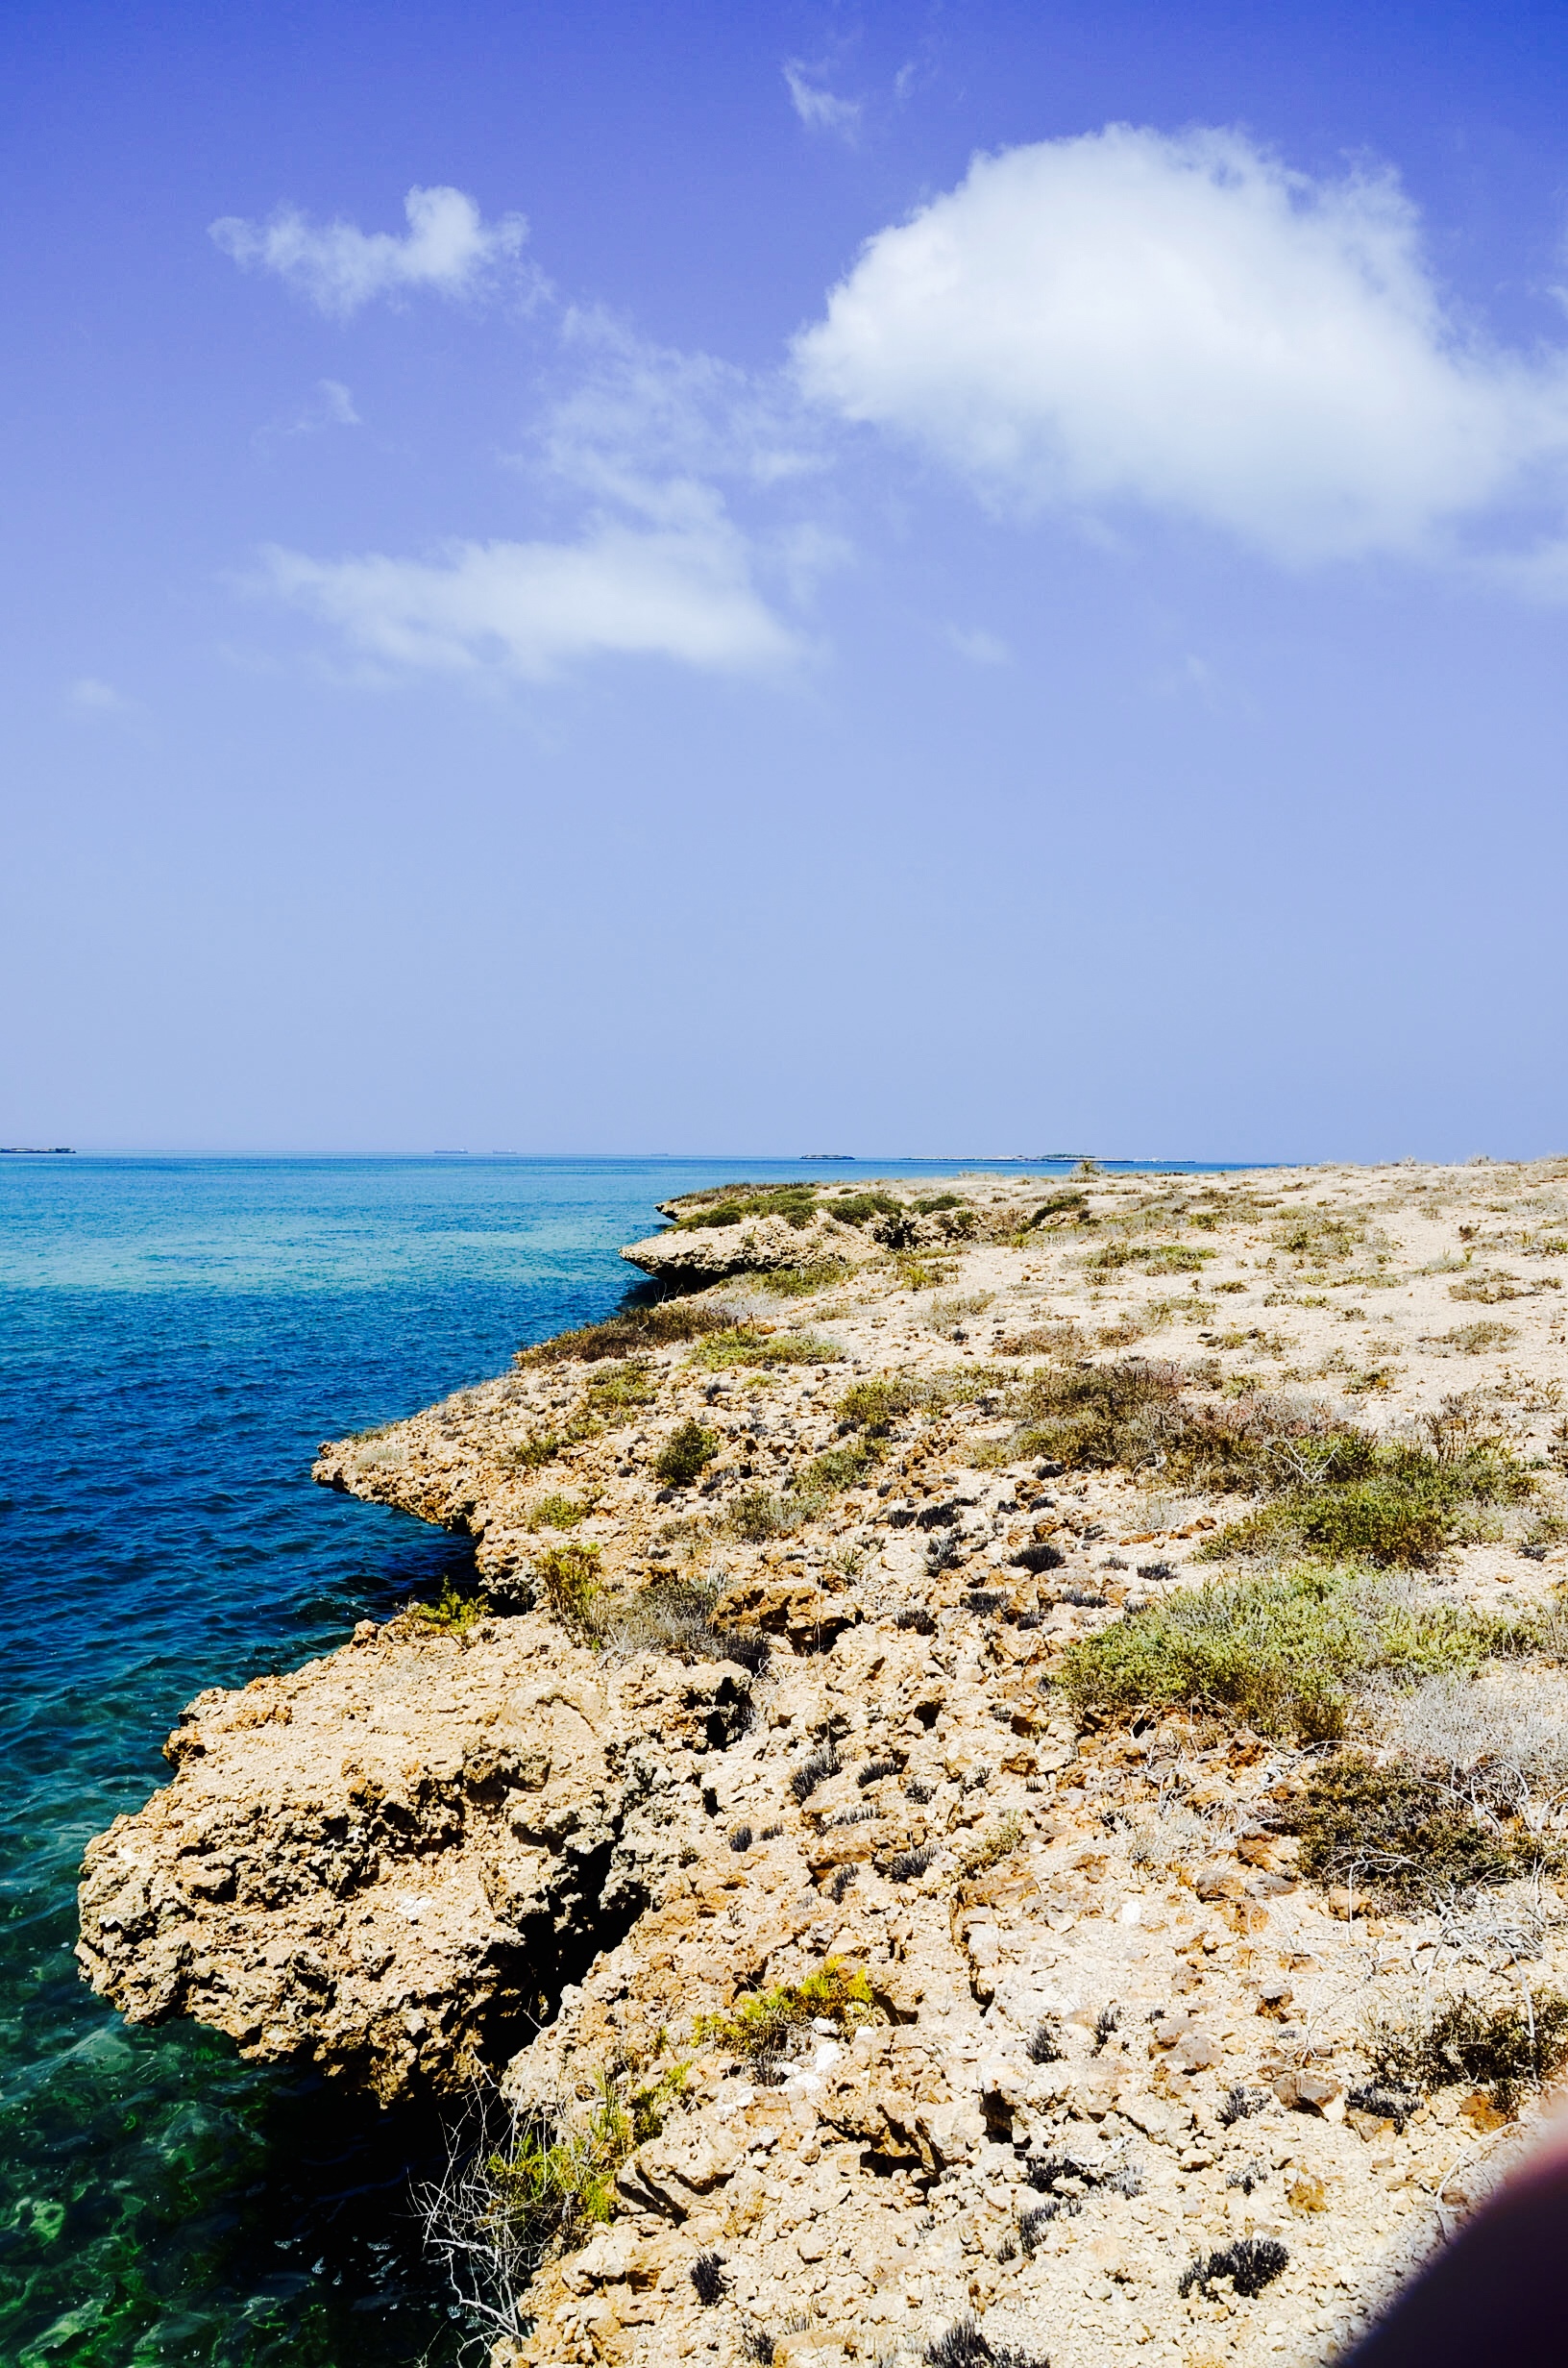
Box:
[5,0,1568,1161]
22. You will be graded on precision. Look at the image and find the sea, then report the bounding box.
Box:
[0,1151,1242,2366]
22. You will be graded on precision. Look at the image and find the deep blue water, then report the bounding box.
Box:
[0,1152,1241,2366]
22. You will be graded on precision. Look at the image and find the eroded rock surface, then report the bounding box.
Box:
[78,1622,754,2098]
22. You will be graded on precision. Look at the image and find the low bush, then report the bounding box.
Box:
[801,1440,880,1493]
[837,1375,919,1432]
[981,1359,1366,1496]
[1289,1753,1556,1904]
[694,1960,874,2071]
[669,1183,819,1233]
[517,1298,741,1367]
[1345,2084,1418,2132]
[1059,1566,1522,1742]
[723,1485,824,1542]
[924,2317,1049,2368]
[1277,1211,1362,1263]
[1201,1436,1531,1568]
[958,1815,1023,1880]
[894,1253,957,1288]
[1449,1271,1527,1304]
[1367,1990,1568,2114]
[690,2252,727,2306]
[584,1356,659,1410]
[745,1260,849,1297]
[692,1328,841,1371]
[653,1418,720,1488]
[1026,2016,1065,2064]
[601,1574,771,1674]
[500,1429,570,1472]
[1433,1321,1519,1355]
[997,1319,1084,1359]
[824,1190,904,1227]
[411,1577,486,1633]
[1026,1189,1089,1228]
[1179,2237,1288,2300]
[525,1492,590,1532]
[1143,1244,1215,1274]
[534,1542,602,1628]
[931,1290,995,1328]
[790,1741,839,1801]
[886,1841,938,1882]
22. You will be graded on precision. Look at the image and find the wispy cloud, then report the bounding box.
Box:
[796,124,1568,567]
[783,62,862,141]
[210,185,531,318]
[539,309,824,497]
[257,380,361,447]
[947,626,1011,665]
[69,677,133,712]
[257,490,800,682]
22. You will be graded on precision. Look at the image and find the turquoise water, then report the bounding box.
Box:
[0,1152,1239,2365]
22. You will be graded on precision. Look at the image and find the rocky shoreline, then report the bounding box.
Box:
[79,1161,1568,2366]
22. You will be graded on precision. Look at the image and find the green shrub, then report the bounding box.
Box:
[584,1356,659,1410]
[502,1429,567,1471]
[827,1191,905,1227]
[695,1961,875,2068]
[1290,1754,1555,1905]
[516,1298,739,1367]
[654,1418,720,1487]
[1277,1213,1362,1262]
[958,1815,1023,1879]
[745,1261,849,1298]
[1025,1190,1088,1228]
[723,1486,824,1542]
[1059,1566,1521,1741]
[526,1492,590,1532]
[691,1328,841,1370]
[411,1577,486,1633]
[535,1542,602,1626]
[489,2060,687,2258]
[837,1375,919,1432]
[915,1193,964,1214]
[669,1183,819,1232]
[1202,1439,1531,1568]
[1141,1244,1214,1274]
[802,1441,881,1493]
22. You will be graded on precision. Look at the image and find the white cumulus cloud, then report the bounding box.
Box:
[257,494,798,680]
[210,185,529,317]
[795,125,1568,564]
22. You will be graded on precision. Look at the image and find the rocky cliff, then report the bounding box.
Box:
[79,1162,1568,2367]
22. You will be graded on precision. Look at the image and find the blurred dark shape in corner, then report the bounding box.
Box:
[1349,2119,1568,2366]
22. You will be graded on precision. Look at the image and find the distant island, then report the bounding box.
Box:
[0,1146,75,1155]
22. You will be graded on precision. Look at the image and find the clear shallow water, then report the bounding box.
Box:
[0,1152,1240,2366]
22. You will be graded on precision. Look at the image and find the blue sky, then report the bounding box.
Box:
[6,0,1568,1159]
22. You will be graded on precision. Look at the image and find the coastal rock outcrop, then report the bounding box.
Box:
[79,1160,1568,2365]
[78,1619,755,2099]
